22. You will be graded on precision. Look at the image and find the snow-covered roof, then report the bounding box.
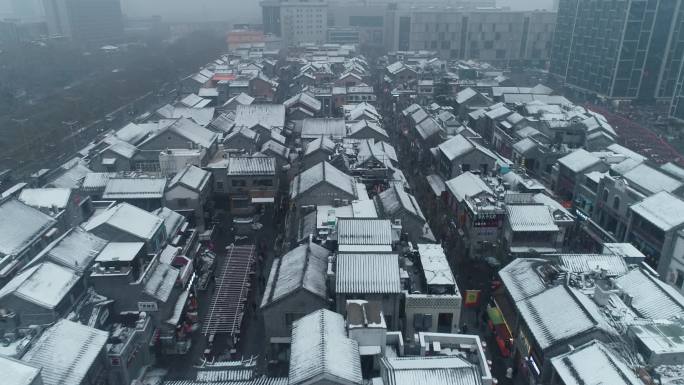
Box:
[103,177,166,200]
[227,156,276,175]
[622,163,682,195]
[304,136,336,156]
[374,141,398,163]
[261,140,290,160]
[346,102,380,121]
[438,135,474,161]
[512,138,537,154]
[381,356,482,385]
[517,285,611,350]
[284,92,322,112]
[417,243,456,287]
[208,113,235,133]
[516,125,541,139]
[168,165,211,192]
[661,162,684,181]
[629,321,684,357]
[167,118,218,148]
[168,107,216,126]
[28,228,107,273]
[356,139,391,168]
[386,61,407,75]
[22,320,108,385]
[550,340,643,385]
[301,118,347,139]
[498,258,548,302]
[153,207,186,239]
[415,117,442,140]
[0,262,79,309]
[48,160,91,189]
[180,93,209,108]
[0,199,56,258]
[336,253,401,294]
[2,355,41,385]
[445,172,493,203]
[402,103,421,117]
[290,162,355,200]
[378,183,426,222]
[553,253,628,276]
[348,120,388,140]
[484,105,512,120]
[558,149,601,173]
[106,139,138,159]
[83,202,163,241]
[18,188,71,210]
[630,191,684,231]
[261,241,329,308]
[337,218,393,246]
[506,204,559,232]
[224,125,258,142]
[289,309,362,385]
[114,122,155,144]
[198,87,218,98]
[95,242,144,263]
[614,268,684,320]
[410,108,429,125]
[223,92,255,107]
[144,261,180,302]
[455,87,479,104]
[234,104,286,129]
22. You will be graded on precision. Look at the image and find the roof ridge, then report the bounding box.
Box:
[300,242,312,290]
[266,257,282,304]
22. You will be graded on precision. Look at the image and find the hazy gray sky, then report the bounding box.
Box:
[1,0,554,23]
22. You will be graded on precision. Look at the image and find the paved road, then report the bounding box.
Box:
[377,85,523,385]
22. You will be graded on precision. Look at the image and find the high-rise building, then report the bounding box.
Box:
[551,0,684,101]
[43,0,123,46]
[260,0,328,45]
[670,63,684,121]
[386,8,556,66]
[261,0,498,47]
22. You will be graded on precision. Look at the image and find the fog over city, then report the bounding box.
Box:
[1,0,555,22]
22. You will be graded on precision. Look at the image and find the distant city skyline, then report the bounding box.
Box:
[1,0,554,23]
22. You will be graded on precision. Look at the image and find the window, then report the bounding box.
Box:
[612,196,620,211]
[254,179,273,187]
[602,189,609,202]
[232,179,247,187]
[216,181,225,191]
[285,312,305,329]
[413,313,433,332]
[461,164,471,172]
[677,270,684,289]
[177,198,189,208]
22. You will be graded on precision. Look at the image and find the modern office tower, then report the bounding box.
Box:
[388,8,556,65]
[261,0,500,47]
[551,0,684,101]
